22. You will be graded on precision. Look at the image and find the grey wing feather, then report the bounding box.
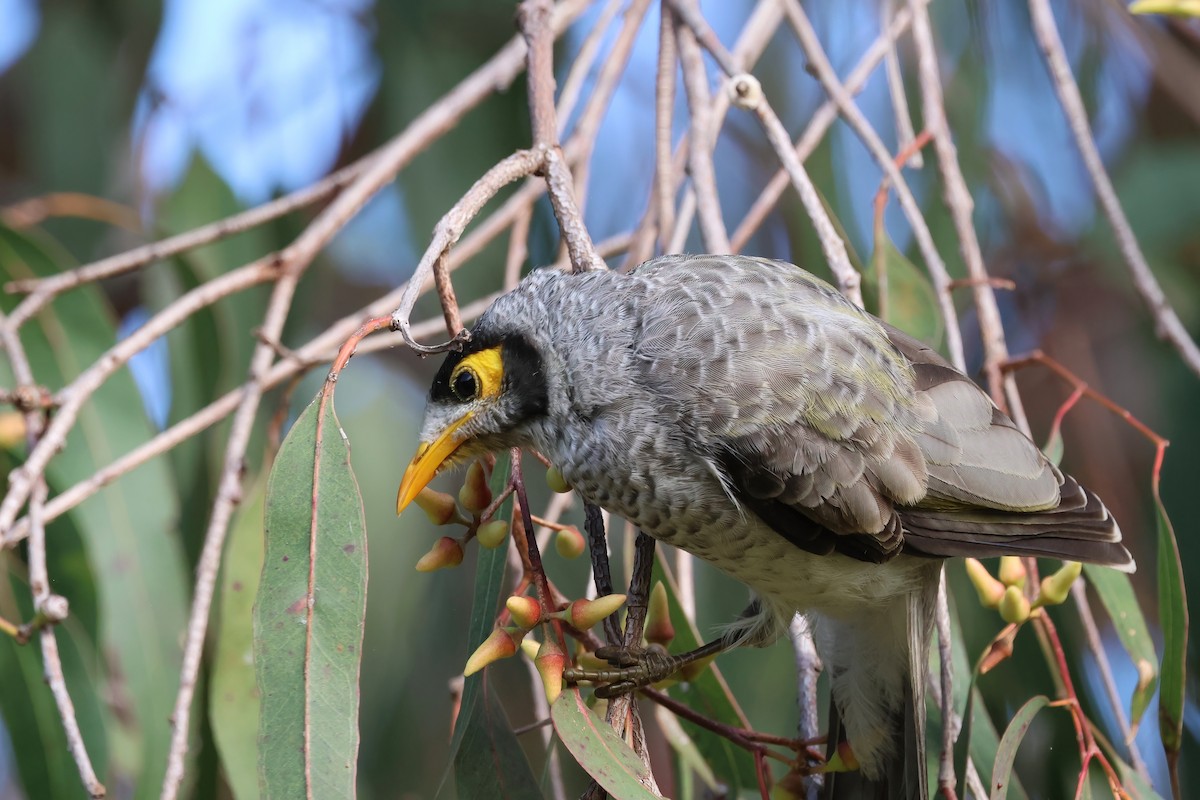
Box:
[632,255,1133,571]
[633,255,926,560]
[883,326,1133,571]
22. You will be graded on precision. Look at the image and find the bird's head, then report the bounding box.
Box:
[396,322,549,514]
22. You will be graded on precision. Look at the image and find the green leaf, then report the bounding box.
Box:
[1129,0,1200,17]
[452,674,543,800]
[1082,565,1158,728]
[141,255,225,566]
[652,704,721,794]
[434,458,541,800]
[551,688,663,800]
[865,233,944,348]
[947,591,1027,800]
[211,473,267,800]
[1153,491,1188,759]
[255,391,368,799]
[0,562,110,800]
[989,695,1050,800]
[649,555,756,794]
[0,225,189,794]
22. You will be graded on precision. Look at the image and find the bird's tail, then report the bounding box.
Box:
[822,575,938,800]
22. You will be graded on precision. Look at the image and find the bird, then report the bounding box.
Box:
[396,253,1133,800]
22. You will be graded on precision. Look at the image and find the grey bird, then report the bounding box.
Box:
[396,254,1133,799]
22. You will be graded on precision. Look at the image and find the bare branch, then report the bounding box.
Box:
[1029,0,1200,379]
[0,307,104,797]
[675,6,731,254]
[520,0,607,274]
[728,74,861,305]
[730,2,922,252]
[781,0,964,367]
[907,0,1026,426]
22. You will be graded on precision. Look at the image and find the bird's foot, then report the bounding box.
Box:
[563,643,683,698]
[564,638,729,698]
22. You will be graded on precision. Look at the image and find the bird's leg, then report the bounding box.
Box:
[564,597,770,697]
[564,636,732,699]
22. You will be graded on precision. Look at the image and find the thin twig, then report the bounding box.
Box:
[390,148,545,352]
[729,1,923,252]
[520,0,606,275]
[935,570,958,797]
[555,0,625,137]
[781,0,963,367]
[789,616,823,800]
[655,10,678,256]
[562,0,655,226]
[0,308,105,797]
[907,0,1025,425]
[2,0,594,331]
[675,4,731,254]
[1070,580,1150,779]
[881,0,921,168]
[0,259,281,538]
[1028,0,1200,379]
[727,74,861,305]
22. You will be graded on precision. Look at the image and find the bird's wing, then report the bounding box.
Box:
[631,255,1131,570]
[632,255,928,561]
[884,326,1132,569]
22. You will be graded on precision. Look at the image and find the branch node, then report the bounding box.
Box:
[728,73,763,109]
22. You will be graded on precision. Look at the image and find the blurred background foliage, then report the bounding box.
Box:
[0,0,1198,797]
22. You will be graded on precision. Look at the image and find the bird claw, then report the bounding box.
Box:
[563,643,679,697]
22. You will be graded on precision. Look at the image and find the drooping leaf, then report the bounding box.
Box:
[0,224,189,794]
[866,232,944,348]
[1153,488,1187,763]
[989,695,1050,800]
[650,554,756,794]
[1082,566,1158,728]
[255,391,368,798]
[434,457,541,800]
[551,688,663,800]
[948,588,1027,800]
[211,473,267,800]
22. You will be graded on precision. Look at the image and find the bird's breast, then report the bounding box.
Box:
[543,418,920,615]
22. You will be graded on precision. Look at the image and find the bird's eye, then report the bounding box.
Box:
[451,368,479,402]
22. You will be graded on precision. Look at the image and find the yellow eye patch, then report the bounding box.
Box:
[451,346,504,400]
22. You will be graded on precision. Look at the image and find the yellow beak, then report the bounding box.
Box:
[396,415,472,514]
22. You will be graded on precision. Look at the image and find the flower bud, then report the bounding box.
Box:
[999,556,1027,589]
[464,626,525,676]
[678,653,716,682]
[0,412,26,449]
[554,526,586,559]
[823,740,860,773]
[476,520,509,549]
[415,536,464,572]
[412,487,464,526]
[575,650,609,671]
[551,594,627,631]
[1037,561,1082,607]
[520,636,540,661]
[645,582,675,647]
[459,461,492,514]
[506,595,543,629]
[546,465,571,494]
[965,558,1005,609]
[535,638,567,703]
[998,585,1031,624]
